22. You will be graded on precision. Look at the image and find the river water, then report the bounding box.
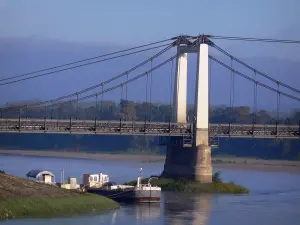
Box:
[0,154,300,225]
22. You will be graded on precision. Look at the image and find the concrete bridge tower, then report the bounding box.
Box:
[162,36,212,183]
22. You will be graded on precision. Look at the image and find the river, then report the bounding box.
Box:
[1,154,300,225]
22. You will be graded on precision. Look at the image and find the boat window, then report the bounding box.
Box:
[89,177,93,182]
[94,176,98,181]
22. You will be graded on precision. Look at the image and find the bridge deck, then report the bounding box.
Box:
[0,118,299,139]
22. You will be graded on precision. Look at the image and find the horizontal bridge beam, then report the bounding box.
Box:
[0,118,299,139]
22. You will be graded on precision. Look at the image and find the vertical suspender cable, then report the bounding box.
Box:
[230,57,234,120]
[145,72,149,121]
[149,59,153,121]
[126,72,128,101]
[277,82,280,124]
[76,93,79,120]
[51,108,53,119]
[276,82,280,135]
[120,85,123,120]
[100,83,104,120]
[169,58,174,122]
[232,58,235,121]
[253,71,257,124]
[44,106,47,119]
[208,57,212,145]
[95,94,98,120]
[209,58,212,119]
[126,73,129,121]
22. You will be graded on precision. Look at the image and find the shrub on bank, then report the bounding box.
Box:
[126,172,250,194]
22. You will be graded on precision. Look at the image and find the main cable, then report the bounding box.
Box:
[209,35,300,44]
[211,43,300,95]
[0,38,173,82]
[2,43,174,110]
[21,41,198,110]
[209,55,300,102]
[43,54,179,109]
[0,43,172,86]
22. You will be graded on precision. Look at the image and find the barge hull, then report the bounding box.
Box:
[87,189,161,203]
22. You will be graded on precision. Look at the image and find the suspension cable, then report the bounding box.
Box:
[149,59,153,121]
[277,82,281,125]
[120,85,124,119]
[126,72,129,101]
[76,93,79,120]
[145,72,149,121]
[0,38,174,83]
[95,94,98,120]
[6,42,198,112]
[209,55,300,102]
[2,44,174,111]
[229,57,233,124]
[169,58,174,122]
[209,57,212,119]
[211,43,300,95]
[41,53,179,110]
[100,83,104,120]
[253,71,257,124]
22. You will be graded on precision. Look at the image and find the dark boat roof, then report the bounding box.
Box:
[103,181,117,186]
[26,170,55,178]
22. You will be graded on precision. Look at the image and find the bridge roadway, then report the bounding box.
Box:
[0,118,299,139]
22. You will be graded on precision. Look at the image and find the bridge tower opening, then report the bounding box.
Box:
[162,36,212,183]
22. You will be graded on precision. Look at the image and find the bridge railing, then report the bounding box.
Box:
[0,118,298,139]
[0,118,192,136]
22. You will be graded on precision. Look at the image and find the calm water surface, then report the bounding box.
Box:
[0,154,299,225]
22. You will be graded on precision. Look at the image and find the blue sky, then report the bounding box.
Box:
[1,0,299,45]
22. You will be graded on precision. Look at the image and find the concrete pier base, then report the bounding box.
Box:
[161,138,212,183]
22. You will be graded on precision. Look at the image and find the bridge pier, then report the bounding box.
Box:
[162,137,212,183]
[162,37,212,183]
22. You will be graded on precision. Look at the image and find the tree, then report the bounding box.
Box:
[212,171,222,183]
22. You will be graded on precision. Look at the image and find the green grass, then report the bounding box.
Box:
[0,194,119,220]
[126,177,250,194]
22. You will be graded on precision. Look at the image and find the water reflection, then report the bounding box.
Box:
[135,203,161,221]
[163,192,212,225]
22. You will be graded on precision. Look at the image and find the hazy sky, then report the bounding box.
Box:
[1,0,299,44]
[0,0,299,109]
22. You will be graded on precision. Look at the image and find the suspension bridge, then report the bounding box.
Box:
[0,34,299,182]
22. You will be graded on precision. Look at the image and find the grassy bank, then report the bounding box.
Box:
[126,173,250,194]
[0,194,118,220]
[0,173,119,220]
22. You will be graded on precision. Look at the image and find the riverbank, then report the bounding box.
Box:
[1,149,300,173]
[0,173,119,220]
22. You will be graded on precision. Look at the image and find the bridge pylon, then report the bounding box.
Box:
[162,36,212,183]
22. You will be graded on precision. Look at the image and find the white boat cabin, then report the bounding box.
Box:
[83,173,109,188]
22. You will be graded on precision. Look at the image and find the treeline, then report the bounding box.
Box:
[0,100,299,160]
[3,99,300,124]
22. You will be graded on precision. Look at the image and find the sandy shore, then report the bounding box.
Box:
[1,149,300,173]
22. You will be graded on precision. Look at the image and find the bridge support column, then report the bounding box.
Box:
[162,137,212,182]
[162,39,212,183]
[173,48,187,123]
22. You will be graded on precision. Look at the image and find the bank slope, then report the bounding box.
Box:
[0,173,119,220]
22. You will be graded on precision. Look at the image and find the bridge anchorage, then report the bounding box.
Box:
[0,34,299,183]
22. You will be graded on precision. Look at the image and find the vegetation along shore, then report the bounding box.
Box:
[126,172,250,194]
